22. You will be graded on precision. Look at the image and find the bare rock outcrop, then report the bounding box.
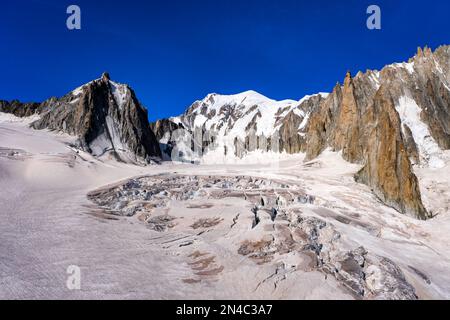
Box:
[334,71,363,162]
[303,46,450,219]
[305,74,430,219]
[1,73,161,163]
[278,94,324,154]
[354,86,429,219]
[150,118,185,159]
[0,100,44,118]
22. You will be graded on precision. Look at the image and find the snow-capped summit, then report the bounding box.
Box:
[196,90,298,110]
[183,91,304,134]
[159,90,327,158]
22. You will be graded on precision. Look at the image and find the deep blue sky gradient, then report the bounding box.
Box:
[1,0,449,121]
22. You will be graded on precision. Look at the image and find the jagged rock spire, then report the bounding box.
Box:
[25,73,161,163]
[101,72,111,82]
[344,70,352,86]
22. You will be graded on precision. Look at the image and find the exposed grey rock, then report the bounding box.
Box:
[0,100,44,117]
[1,73,161,163]
[150,118,185,160]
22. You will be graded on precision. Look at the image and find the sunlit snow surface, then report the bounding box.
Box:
[1,113,450,299]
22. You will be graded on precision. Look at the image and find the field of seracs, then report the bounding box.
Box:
[1,114,449,300]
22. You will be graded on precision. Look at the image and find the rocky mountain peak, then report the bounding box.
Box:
[0,76,161,164]
[344,70,353,86]
[101,72,111,83]
[305,46,450,219]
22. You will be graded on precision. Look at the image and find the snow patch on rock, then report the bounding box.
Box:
[110,81,128,110]
[396,95,445,169]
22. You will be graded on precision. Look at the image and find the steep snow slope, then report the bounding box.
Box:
[152,90,327,162]
[172,90,328,139]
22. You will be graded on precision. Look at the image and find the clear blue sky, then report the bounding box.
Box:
[1,0,449,121]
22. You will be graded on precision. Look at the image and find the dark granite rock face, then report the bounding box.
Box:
[150,118,185,143]
[1,74,161,163]
[150,119,185,160]
[0,100,44,118]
